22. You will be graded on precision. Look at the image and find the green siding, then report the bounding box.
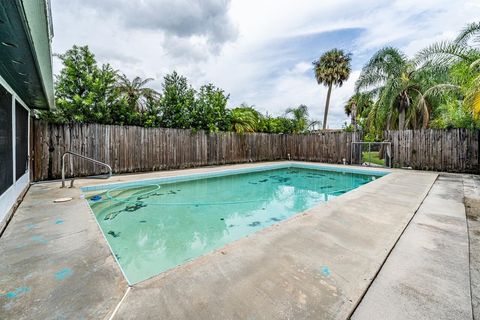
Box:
[21,0,54,109]
[0,0,54,109]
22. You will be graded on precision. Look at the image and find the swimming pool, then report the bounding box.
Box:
[83,164,387,284]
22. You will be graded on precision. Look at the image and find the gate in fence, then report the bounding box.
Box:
[350,141,392,168]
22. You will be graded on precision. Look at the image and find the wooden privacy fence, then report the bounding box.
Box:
[285,131,360,163]
[32,121,359,181]
[31,121,479,181]
[385,129,480,173]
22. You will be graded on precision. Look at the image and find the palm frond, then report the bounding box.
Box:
[138,77,154,87]
[470,58,480,70]
[356,47,407,92]
[422,84,461,98]
[415,41,472,67]
[355,67,389,92]
[364,47,407,76]
[410,88,429,129]
[308,120,321,130]
[455,21,480,45]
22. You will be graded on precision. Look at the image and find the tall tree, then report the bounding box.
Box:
[313,49,352,130]
[356,47,410,130]
[191,84,230,132]
[416,22,480,118]
[41,45,127,124]
[159,71,196,129]
[116,74,159,112]
[356,47,457,131]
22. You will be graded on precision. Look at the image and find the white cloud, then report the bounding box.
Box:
[51,0,480,128]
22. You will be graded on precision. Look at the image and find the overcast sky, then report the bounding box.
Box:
[51,0,480,128]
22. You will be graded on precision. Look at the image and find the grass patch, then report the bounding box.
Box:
[362,151,385,166]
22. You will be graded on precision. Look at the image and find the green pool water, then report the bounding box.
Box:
[85,166,383,284]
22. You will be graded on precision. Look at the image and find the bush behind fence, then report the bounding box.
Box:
[32,120,479,181]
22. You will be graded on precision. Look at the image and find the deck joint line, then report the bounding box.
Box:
[463,175,477,320]
[346,173,439,319]
[108,286,131,320]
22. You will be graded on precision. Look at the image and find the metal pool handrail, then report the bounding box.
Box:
[61,151,112,188]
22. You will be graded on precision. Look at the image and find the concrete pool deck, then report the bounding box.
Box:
[0,161,476,319]
[352,174,473,320]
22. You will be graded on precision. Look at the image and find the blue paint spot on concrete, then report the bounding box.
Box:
[1,287,30,299]
[321,266,331,277]
[15,241,32,249]
[31,235,48,244]
[55,219,64,225]
[26,224,37,230]
[55,268,73,280]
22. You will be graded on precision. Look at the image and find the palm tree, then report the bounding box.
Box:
[229,107,258,133]
[356,47,410,130]
[116,74,159,112]
[285,105,310,133]
[456,22,480,44]
[356,47,458,130]
[344,92,373,130]
[416,22,480,118]
[313,49,352,130]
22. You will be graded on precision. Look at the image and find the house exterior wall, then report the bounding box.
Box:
[0,0,53,231]
[0,75,30,231]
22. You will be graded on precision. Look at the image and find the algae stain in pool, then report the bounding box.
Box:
[86,167,383,284]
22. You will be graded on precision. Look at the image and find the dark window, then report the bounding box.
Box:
[0,85,13,195]
[15,101,29,180]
